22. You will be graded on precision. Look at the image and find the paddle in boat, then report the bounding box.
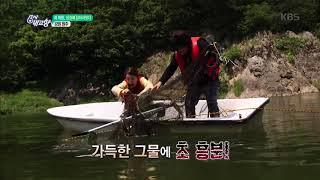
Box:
[47,97,269,132]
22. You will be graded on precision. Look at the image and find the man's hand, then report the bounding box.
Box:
[152,81,162,91]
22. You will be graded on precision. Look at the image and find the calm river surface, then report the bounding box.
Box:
[1,93,320,180]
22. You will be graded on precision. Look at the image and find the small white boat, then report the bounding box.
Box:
[47,97,269,132]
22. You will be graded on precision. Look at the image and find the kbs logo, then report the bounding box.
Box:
[280,13,300,21]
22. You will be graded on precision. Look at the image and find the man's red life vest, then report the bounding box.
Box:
[175,36,221,81]
[124,76,145,94]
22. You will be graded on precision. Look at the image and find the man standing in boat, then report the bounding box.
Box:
[111,67,153,100]
[153,33,221,118]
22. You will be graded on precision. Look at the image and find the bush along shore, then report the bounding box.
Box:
[0,89,63,115]
[1,86,113,116]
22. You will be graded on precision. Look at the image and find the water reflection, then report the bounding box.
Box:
[53,93,320,178]
[261,94,320,166]
[52,109,267,179]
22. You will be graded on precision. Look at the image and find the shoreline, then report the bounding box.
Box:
[1,89,319,116]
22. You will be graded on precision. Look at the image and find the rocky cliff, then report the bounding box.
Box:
[140,31,320,98]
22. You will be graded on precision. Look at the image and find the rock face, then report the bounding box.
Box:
[142,31,320,99]
[247,56,265,77]
[226,31,319,98]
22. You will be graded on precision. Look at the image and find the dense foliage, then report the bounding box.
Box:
[0,0,319,92]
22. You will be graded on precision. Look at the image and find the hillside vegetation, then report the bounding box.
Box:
[0,0,319,105]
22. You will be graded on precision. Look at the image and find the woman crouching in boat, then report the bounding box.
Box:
[111,67,153,100]
[111,67,154,136]
[111,67,154,116]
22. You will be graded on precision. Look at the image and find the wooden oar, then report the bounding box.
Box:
[72,105,170,137]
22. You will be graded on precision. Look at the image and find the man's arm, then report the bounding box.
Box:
[158,54,178,85]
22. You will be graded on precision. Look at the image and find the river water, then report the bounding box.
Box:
[1,93,320,180]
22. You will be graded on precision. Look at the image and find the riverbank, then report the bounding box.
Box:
[2,31,319,115]
[29,31,320,103]
[0,89,63,115]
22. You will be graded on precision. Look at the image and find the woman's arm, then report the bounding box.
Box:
[138,77,154,96]
[111,81,127,98]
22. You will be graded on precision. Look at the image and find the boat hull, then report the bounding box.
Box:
[56,118,114,132]
[48,98,269,131]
